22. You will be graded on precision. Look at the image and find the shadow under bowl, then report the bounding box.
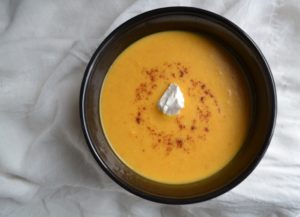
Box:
[80,7,277,204]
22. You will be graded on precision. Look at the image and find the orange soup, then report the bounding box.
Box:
[100,31,251,184]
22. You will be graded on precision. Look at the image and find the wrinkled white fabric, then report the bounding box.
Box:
[0,0,299,216]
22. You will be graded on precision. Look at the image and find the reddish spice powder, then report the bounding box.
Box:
[135,111,142,124]
[133,62,221,155]
[136,117,141,124]
[176,139,183,148]
[200,96,205,103]
[179,69,184,77]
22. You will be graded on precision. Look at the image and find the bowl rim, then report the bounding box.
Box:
[80,6,277,204]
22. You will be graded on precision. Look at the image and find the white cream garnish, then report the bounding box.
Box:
[158,83,184,115]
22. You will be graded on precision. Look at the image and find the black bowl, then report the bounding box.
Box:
[80,7,276,204]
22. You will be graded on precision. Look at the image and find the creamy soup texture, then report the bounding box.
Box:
[100,31,251,184]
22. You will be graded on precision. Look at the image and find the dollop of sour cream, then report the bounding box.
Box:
[158,83,184,115]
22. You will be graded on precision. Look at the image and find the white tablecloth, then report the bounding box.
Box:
[1,0,299,216]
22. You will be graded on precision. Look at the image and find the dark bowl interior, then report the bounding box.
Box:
[80,7,276,204]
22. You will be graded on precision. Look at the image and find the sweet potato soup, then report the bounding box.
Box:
[100,31,251,184]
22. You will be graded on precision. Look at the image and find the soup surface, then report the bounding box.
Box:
[100,31,251,184]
